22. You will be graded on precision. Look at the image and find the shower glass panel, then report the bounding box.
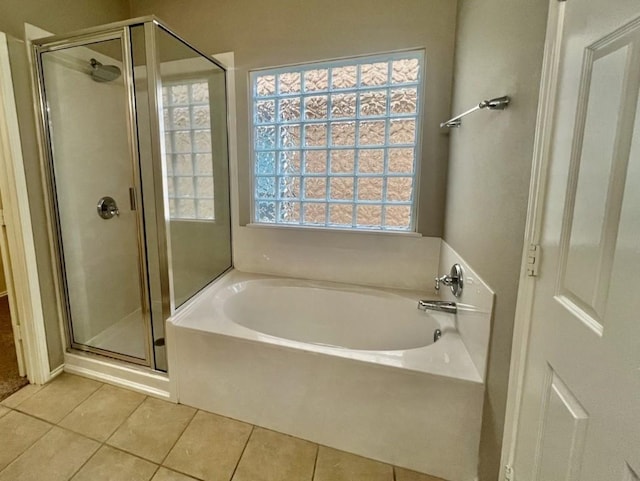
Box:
[39,34,151,365]
[154,27,232,308]
[33,18,232,372]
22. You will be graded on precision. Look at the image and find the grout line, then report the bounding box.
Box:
[393,465,397,481]
[228,424,255,481]
[102,394,148,445]
[311,443,320,481]
[158,406,198,467]
[64,441,102,481]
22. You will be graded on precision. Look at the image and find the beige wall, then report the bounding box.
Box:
[443,1,549,479]
[1,1,130,369]
[130,0,458,236]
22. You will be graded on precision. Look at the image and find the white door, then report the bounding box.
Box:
[512,1,640,480]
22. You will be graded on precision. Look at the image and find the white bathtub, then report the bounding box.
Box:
[168,270,486,481]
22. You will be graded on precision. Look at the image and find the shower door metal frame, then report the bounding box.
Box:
[32,27,156,368]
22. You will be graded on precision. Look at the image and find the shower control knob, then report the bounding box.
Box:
[97,196,120,219]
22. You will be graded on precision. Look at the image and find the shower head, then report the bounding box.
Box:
[89,58,121,82]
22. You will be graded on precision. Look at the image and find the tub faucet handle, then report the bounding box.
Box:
[434,264,464,297]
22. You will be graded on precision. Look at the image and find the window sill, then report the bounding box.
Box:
[244,223,422,238]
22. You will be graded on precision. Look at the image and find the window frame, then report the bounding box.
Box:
[249,49,426,233]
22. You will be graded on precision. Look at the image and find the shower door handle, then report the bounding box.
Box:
[97,196,120,219]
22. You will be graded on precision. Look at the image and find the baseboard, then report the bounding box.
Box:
[64,351,174,401]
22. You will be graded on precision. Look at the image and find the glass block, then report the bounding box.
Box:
[257,201,276,222]
[256,126,276,149]
[303,203,326,224]
[384,205,411,229]
[360,62,388,87]
[357,177,383,201]
[162,87,169,106]
[389,119,416,144]
[329,204,353,226]
[256,100,275,124]
[304,150,327,174]
[193,105,211,127]
[256,152,276,175]
[279,176,300,199]
[331,121,356,146]
[176,177,194,197]
[197,199,215,220]
[166,177,174,197]
[390,88,418,114]
[331,93,356,119]
[171,85,189,105]
[392,58,419,84]
[169,198,176,218]
[279,97,301,122]
[196,153,214,175]
[330,177,354,200]
[194,130,211,152]
[163,108,170,129]
[360,91,387,117]
[388,148,414,173]
[331,65,357,90]
[279,201,301,223]
[256,176,276,199]
[165,154,174,175]
[356,204,382,226]
[164,132,173,153]
[386,177,413,202]
[278,72,301,94]
[177,198,196,219]
[174,131,191,153]
[256,75,276,96]
[358,120,385,146]
[304,124,327,147]
[191,82,209,102]
[279,151,301,174]
[171,107,190,129]
[330,150,355,173]
[358,149,384,174]
[304,96,328,120]
[196,177,214,197]
[304,69,329,92]
[279,124,301,148]
[304,177,326,200]
[174,154,192,175]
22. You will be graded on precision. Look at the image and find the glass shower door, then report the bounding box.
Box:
[38,32,152,365]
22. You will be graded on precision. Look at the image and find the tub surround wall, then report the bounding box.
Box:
[443,1,549,479]
[439,240,494,381]
[235,227,440,291]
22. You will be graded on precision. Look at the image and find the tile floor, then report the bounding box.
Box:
[0,373,445,481]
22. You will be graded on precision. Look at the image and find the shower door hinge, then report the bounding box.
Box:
[526,244,540,277]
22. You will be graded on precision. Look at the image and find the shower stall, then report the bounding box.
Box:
[32,17,232,371]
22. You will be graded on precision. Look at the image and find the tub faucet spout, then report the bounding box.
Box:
[417,300,457,315]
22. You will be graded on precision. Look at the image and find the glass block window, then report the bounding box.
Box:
[162,80,215,220]
[251,51,423,231]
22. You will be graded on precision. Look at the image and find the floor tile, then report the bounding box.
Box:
[152,467,199,481]
[164,410,252,481]
[395,467,447,481]
[71,445,157,481]
[232,427,317,481]
[0,426,99,481]
[107,397,196,463]
[314,446,393,481]
[16,374,101,423]
[0,384,42,408]
[0,410,52,470]
[0,405,9,418]
[60,383,146,441]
